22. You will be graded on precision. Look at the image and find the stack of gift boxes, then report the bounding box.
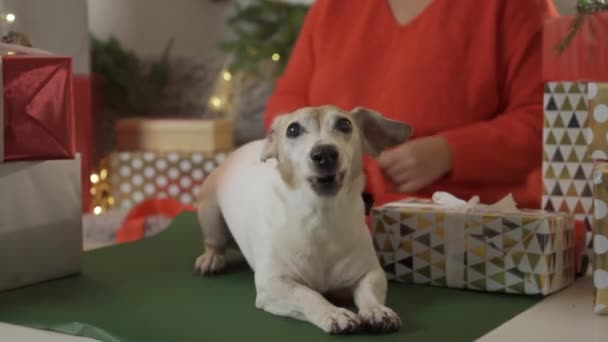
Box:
[370,11,608,312]
[0,51,82,291]
[542,11,608,314]
[97,117,233,211]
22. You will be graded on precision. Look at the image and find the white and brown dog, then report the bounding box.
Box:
[194,106,411,334]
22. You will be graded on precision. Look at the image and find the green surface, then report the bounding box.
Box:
[0,213,540,342]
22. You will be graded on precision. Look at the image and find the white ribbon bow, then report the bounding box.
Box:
[431,191,520,213]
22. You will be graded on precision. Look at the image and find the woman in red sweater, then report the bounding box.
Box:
[263,0,558,209]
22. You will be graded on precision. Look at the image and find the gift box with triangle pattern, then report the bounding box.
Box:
[542,81,594,248]
[543,11,608,313]
[541,12,608,258]
[371,199,576,295]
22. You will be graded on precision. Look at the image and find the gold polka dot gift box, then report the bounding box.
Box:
[106,151,228,210]
[592,163,608,314]
[372,193,576,295]
[587,83,608,161]
[102,118,233,210]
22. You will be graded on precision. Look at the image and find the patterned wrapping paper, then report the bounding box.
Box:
[542,81,594,249]
[372,200,576,295]
[107,150,228,210]
[592,163,608,314]
[587,83,608,161]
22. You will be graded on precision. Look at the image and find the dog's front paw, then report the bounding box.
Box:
[193,250,226,275]
[318,308,361,335]
[359,305,401,333]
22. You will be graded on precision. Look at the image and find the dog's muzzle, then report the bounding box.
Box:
[308,144,344,196]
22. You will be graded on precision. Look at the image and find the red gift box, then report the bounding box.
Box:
[73,74,103,212]
[543,12,608,81]
[1,55,75,162]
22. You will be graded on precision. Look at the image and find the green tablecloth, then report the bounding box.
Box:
[0,213,539,341]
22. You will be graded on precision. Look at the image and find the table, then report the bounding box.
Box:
[0,213,556,341]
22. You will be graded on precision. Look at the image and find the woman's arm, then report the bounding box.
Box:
[438,0,558,184]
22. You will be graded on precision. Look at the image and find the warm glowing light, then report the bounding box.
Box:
[90,173,100,184]
[6,51,15,55]
[100,169,108,180]
[209,96,222,109]
[93,206,102,215]
[6,13,15,23]
[271,53,280,62]
[108,197,115,206]
[222,71,232,81]
[90,187,97,195]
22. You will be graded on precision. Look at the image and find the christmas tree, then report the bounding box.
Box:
[220,0,310,77]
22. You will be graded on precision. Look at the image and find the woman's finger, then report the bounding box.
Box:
[398,178,425,194]
[378,151,398,169]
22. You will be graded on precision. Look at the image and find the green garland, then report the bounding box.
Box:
[90,35,174,116]
[220,0,309,77]
[555,0,608,54]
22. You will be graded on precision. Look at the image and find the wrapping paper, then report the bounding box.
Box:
[592,163,608,314]
[372,194,576,295]
[0,157,82,291]
[542,81,594,251]
[0,212,540,342]
[73,75,101,212]
[114,198,195,244]
[0,42,75,162]
[587,82,608,161]
[543,12,608,82]
[115,118,233,153]
[107,150,228,210]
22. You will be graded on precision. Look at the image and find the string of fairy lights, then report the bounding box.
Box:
[1,11,15,33]
[207,52,281,113]
[90,161,113,215]
[90,52,282,215]
[0,11,16,39]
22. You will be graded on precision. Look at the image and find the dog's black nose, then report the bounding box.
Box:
[310,145,339,171]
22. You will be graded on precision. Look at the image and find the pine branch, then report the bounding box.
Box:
[221,0,309,77]
[555,0,608,54]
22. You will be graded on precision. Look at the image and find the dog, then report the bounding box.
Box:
[194,106,412,334]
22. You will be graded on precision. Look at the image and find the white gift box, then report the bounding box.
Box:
[0,157,82,291]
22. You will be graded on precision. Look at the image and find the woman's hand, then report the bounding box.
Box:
[378,135,453,193]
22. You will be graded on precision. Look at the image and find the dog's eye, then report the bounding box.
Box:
[335,118,353,134]
[286,122,302,138]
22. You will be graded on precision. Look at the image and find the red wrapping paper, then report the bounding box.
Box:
[115,198,195,243]
[1,55,75,161]
[543,12,608,81]
[73,74,102,212]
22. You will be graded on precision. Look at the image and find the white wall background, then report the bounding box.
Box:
[0,0,581,75]
[1,0,90,74]
[86,0,578,62]
[554,0,577,15]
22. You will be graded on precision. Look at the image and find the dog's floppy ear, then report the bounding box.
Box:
[261,115,288,161]
[351,107,412,158]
